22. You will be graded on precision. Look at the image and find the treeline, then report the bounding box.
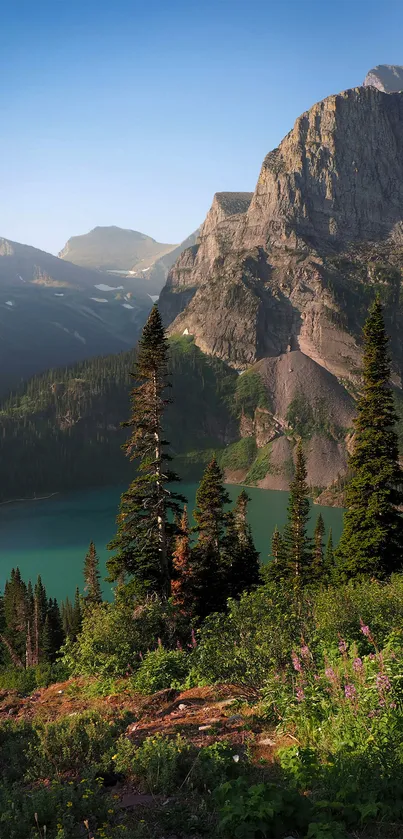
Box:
[0,336,238,500]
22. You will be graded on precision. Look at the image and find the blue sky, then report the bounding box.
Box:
[1,0,402,254]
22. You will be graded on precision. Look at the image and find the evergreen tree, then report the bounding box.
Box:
[72,587,83,639]
[311,513,325,582]
[282,442,312,586]
[46,599,64,659]
[107,306,184,598]
[171,507,193,617]
[324,528,335,580]
[226,490,260,598]
[188,458,231,620]
[83,541,102,605]
[266,527,287,582]
[337,298,403,579]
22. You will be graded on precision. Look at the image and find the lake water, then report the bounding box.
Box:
[0,484,344,601]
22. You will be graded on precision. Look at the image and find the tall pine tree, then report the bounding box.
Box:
[282,442,312,586]
[311,513,325,583]
[188,458,231,619]
[83,541,102,605]
[107,306,184,598]
[226,490,260,598]
[337,298,403,579]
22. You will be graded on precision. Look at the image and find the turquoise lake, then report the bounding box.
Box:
[0,484,344,600]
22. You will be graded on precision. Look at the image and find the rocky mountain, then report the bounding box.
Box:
[129,229,200,296]
[159,85,403,492]
[0,237,154,393]
[59,226,176,272]
[364,64,403,92]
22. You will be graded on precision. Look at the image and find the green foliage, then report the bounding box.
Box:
[234,372,270,418]
[0,776,120,839]
[337,298,403,578]
[0,334,238,502]
[107,306,184,598]
[113,733,237,796]
[191,583,312,689]
[219,437,257,471]
[245,443,273,484]
[216,777,313,838]
[113,733,190,794]
[0,661,68,695]
[26,710,126,779]
[131,647,190,694]
[62,599,171,678]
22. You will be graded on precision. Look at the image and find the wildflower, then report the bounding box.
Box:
[111,754,117,760]
[158,637,162,647]
[390,702,397,709]
[376,673,391,692]
[108,809,114,814]
[360,619,370,637]
[291,652,302,672]
[344,683,356,700]
[300,644,310,659]
[191,628,197,649]
[67,801,73,808]
[325,666,336,682]
[233,754,240,763]
[296,687,305,702]
[338,639,348,654]
[369,653,377,661]
[353,657,363,672]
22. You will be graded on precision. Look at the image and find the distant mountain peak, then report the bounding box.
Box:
[364,64,403,92]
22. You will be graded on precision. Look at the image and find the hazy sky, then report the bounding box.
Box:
[1,0,403,254]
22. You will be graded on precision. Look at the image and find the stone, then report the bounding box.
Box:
[159,85,403,492]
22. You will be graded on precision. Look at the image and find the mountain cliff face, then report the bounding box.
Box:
[159,86,403,492]
[364,65,403,93]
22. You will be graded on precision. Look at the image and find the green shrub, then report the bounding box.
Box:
[113,733,191,794]
[245,444,273,484]
[62,599,172,678]
[26,710,128,779]
[191,584,312,690]
[0,776,119,839]
[131,647,190,694]
[235,372,270,418]
[0,661,69,695]
[216,777,313,838]
[0,720,38,783]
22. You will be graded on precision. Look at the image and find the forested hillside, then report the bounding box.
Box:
[0,336,238,501]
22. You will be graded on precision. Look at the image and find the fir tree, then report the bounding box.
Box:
[267,527,287,581]
[282,442,312,586]
[324,528,335,580]
[189,458,231,619]
[83,541,102,605]
[72,587,83,639]
[171,507,193,617]
[47,599,64,659]
[107,306,184,598]
[337,298,403,579]
[226,490,260,598]
[311,513,325,583]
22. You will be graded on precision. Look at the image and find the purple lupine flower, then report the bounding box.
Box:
[338,639,348,654]
[291,652,302,672]
[353,657,363,672]
[158,637,162,648]
[344,683,356,700]
[191,628,197,649]
[296,687,305,702]
[369,653,377,661]
[360,619,370,637]
[376,673,391,692]
[300,645,310,659]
